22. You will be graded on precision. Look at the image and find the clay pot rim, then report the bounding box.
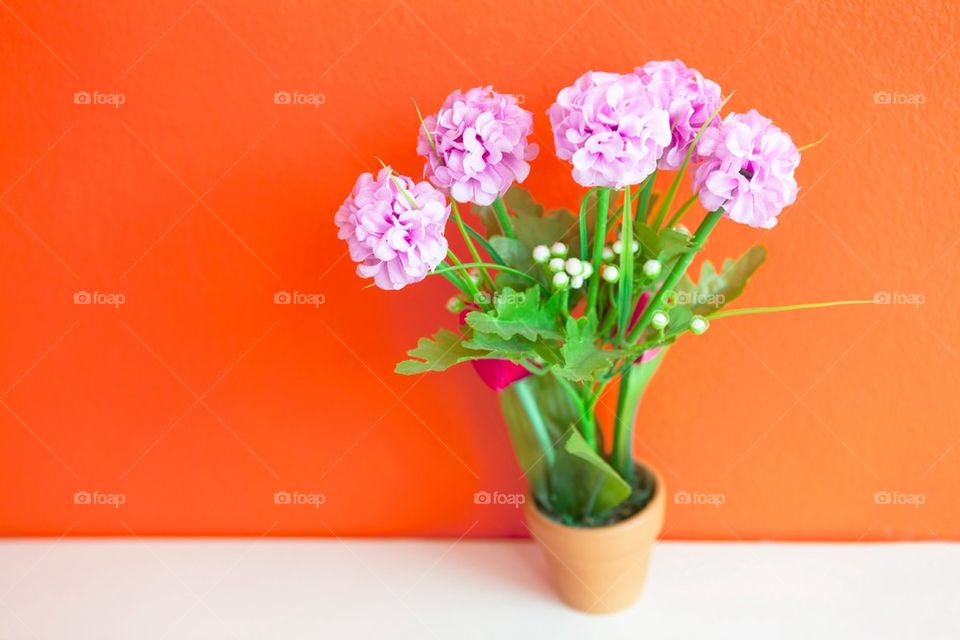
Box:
[525,462,665,534]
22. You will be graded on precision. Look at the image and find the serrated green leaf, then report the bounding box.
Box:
[462,331,558,365]
[557,314,621,381]
[465,286,562,341]
[395,329,482,375]
[674,245,767,314]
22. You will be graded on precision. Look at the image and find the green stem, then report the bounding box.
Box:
[664,193,699,230]
[451,200,495,291]
[514,378,555,468]
[636,173,656,224]
[710,299,877,320]
[444,250,483,302]
[598,285,619,337]
[586,188,611,316]
[492,196,515,239]
[611,366,635,483]
[436,260,472,297]
[464,226,506,265]
[617,186,634,338]
[579,189,593,260]
[430,262,543,288]
[627,209,724,343]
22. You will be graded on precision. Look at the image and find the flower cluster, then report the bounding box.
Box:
[334,168,450,290]
[634,59,722,170]
[693,109,801,229]
[547,71,670,188]
[336,62,803,293]
[417,86,538,206]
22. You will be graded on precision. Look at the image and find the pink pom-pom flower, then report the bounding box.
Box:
[634,59,722,170]
[417,86,538,206]
[547,71,671,189]
[335,168,450,290]
[693,109,801,229]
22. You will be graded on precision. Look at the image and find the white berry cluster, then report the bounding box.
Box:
[532,243,594,290]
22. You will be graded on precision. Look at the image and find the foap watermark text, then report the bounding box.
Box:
[474,490,525,508]
[274,291,325,307]
[874,291,924,307]
[75,291,126,308]
[874,491,925,509]
[273,490,326,508]
[74,91,126,108]
[74,490,126,509]
[273,91,325,108]
[873,91,925,108]
[673,490,725,508]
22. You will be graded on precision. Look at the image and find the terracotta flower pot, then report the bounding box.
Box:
[524,465,666,614]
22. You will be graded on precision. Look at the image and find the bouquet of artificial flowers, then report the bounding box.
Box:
[334,60,868,612]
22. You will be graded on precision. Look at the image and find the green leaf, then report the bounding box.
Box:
[632,221,691,266]
[488,236,541,290]
[498,373,584,511]
[473,185,542,237]
[464,226,506,265]
[465,286,563,341]
[395,329,481,375]
[549,428,632,519]
[474,186,580,255]
[674,245,767,314]
[500,373,633,521]
[557,314,622,381]
[462,331,558,366]
[611,347,670,478]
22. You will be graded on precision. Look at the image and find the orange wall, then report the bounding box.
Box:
[1,0,958,540]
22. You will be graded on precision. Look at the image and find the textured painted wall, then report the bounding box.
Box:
[1,0,957,539]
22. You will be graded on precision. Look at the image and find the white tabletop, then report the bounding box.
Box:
[0,540,957,639]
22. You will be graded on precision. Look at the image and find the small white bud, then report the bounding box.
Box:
[602,265,620,283]
[564,258,583,276]
[612,239,623,255]
[631,239,641,253]
[642,259,662,279]
[602,246,615,261]
[690,316,709,335]
[570,275,584,289]
[581,262,593,278]
[651,310,670,330]
[446,296,464,313]
[548,257,565,273]
[532,244,551,264]
[674,224,690,236]
[468,270,482,286]
[550,242,568,257]
[552,271,570,289]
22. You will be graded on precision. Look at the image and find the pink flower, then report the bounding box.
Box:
[547,71,671,188]
[693,110,801,229]
[335,168,450,290]
[417,86,538,206]
[634,59,722,170]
